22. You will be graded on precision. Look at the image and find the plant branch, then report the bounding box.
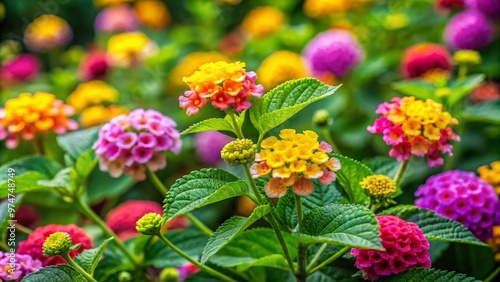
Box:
[393,158,411,187]
[295,195,307,282]
[157,233,235,282]
[306,243,327,271]
[227,110,244,139]
[61,252,97,282]
[484,266,500,282]
[307,246,350,275]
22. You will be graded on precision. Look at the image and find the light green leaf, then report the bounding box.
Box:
[277,181,342,229]
[0,156,61,183]
[0,171,52,198]
[164,168,249,221]
[211,228,298,271]
[181,118,236,135]
[37,168,72,189]
[297,204,383,250]
[145,229,209,268]
[392,80,438,101]
[380,205,487,247]
[201,205,271,264]
[85,171,134,204]
[57,127,100,160]
[250,78,340,135]
[462,101,500,124]
[379,268,481,282]
[74,237,113,275]
[74,150,97,180]
[22,265,87,282]
[331,154,371,205]
[447,74,484,106]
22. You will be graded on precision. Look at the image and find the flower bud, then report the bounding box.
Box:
[454,50,481,66]
[313,109,332,127]
[220,139,257,166]
[118,271,132,282]
[42,232,72,257]
[360,175,396,196]
[159,267,180,282]
[136,213,165,235]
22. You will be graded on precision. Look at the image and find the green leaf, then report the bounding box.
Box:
[392,80,438,101]
[181,118,236,135]
[331,154,371,205]
[250,78,340,135]
[145,229,209,268]
[0,171,53,198]
[0,156,61,183]
[22,265,87,282]
[297,204,383,250]
[164,168,249,221]
[37,168,72,190]
[0,194,23,243]
[211,228,298,271]
[364,156,400,179]
[277,181,342,229]
[380,205,487,247]
[57,127,100,160]
[462,101,500,124]
[74,150,97,180]
[74,237,113,275]
[447,74,484,106]
[201,205,271,264]
[379,268,481,282]
[85,170,134,204]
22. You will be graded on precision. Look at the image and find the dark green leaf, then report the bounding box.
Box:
[74,237,114,275]
[57,127,100,160]
[379,268,481,282]
[331,154,371,205]
[462,101,500,124]
[22,265,87,282]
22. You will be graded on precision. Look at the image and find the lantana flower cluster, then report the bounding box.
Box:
[367,96,460,167]
[241,6,286,38]
[24,15,73,52]
[415,170,499,241]
[0,92,78,148]
[478,161,500,194]
[93,109,181,181]
[0,252,42,281]
[180,61,264,116]
[17,224,93,266]
[257,51,308,89]
[251,129,341,198]
[351,215,431,280]
[106,32,157,67]
[400,43,453,82]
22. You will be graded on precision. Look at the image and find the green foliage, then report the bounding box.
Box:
[0,194,23,243]
[74,237,114,275]
[211,228,298,271]
[447,74,484,106]
[297,204,383,250]
[250,78,340,137]
[22,265,87,282]
[463,101,500,124]
[379,268,481,282]
[380,205,487,247]
[163,168,249,221]
[181,118,236,135]
[56,127,100,161]
[392,80,437,101]
[201,204,271,264]
[331,154,371,205]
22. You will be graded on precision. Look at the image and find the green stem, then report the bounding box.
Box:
[307,246,350,275]
[295,195,307,282]
[184,213,213,236]
[307,243,327,271]
[74,198,139,267]
[61,252,97,282]
[242,164,264,204]
[268,211,297,274]
[321,127,341,155]
[458,65,468,79]
[33,134,45,156]
[0,241,8,252]
[227,110,244,139]
[146,168,213,236]
[15,223,32,234]
[484,266,500,282]
[157,233,235,282]
[393,158,411,187]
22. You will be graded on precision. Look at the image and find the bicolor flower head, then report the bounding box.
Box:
[180,61,263,115]
[445,10,493,50]
[24,15,73,52]
[400,43,453,79]
[93,109,181,181]
[241,6,286,38]
[195,131,234,166]
[0,92,78,149]
[0,252,42,280]
[134,0,171,30]
[351,215,431,280]
[465,0,500,18]
[415,170,499,241]
[67,80,119,112]
[107,32,157,67]
[78,50,110,81]
[257,51,308,89]
[18,224,93,266]
[303,30,364,78]
[251,129,341,198]
[94,5,139,33]
[367,96,459,167]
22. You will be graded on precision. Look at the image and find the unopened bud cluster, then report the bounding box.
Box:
[220,139,257,166]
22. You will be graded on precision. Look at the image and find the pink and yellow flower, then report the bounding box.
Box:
[251,129,341,198]
[368,97,459,167]
[180,61,263,115]
[24,15,73,52]
[0,92,78,148]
